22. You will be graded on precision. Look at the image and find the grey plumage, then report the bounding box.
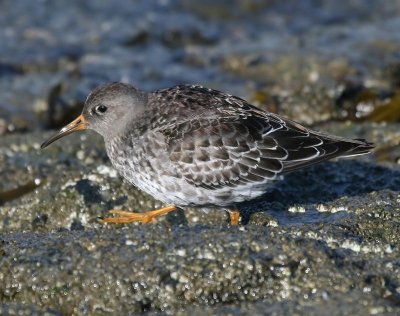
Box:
[78,83,373,208]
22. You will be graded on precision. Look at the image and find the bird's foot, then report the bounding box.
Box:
[228,210,241,225]
[100,205,177,224]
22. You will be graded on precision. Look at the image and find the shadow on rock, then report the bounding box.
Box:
[239,159,400,225]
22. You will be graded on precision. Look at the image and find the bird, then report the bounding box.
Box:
[41,82,374,225]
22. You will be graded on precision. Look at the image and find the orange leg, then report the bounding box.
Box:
[100,205,177,224]
[229,209,241,225]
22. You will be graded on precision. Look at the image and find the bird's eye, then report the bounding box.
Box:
[95,104,108,114]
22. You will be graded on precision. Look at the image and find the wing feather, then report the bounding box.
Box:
[159,116,284,190]
[151,85,373,190]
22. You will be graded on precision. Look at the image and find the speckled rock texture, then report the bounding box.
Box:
[1,0,400,315]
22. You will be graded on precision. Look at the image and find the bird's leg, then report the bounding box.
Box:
[228,209,241,225]
[100,205,177,224]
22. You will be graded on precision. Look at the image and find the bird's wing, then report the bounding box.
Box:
[154,86,373,190]
[158,114,288,190]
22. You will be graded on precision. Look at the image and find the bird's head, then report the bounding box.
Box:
[41,82,147,148]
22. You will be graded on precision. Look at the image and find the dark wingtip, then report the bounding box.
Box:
[346,138,374,157]
[355,139,375,151]
[353,138,374,146]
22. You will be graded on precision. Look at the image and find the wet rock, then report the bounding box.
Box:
[0,63,24,77]
[0,303,60,316]
[0,223,399,314]
[0,122,399,314]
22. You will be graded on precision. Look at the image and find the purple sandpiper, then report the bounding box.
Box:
[41,83,373,224]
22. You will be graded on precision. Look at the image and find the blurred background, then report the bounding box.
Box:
[1,0,400,140]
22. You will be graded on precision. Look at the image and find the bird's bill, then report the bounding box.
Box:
[41,114,87,148]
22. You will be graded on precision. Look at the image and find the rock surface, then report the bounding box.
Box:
[1,0,400,315]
